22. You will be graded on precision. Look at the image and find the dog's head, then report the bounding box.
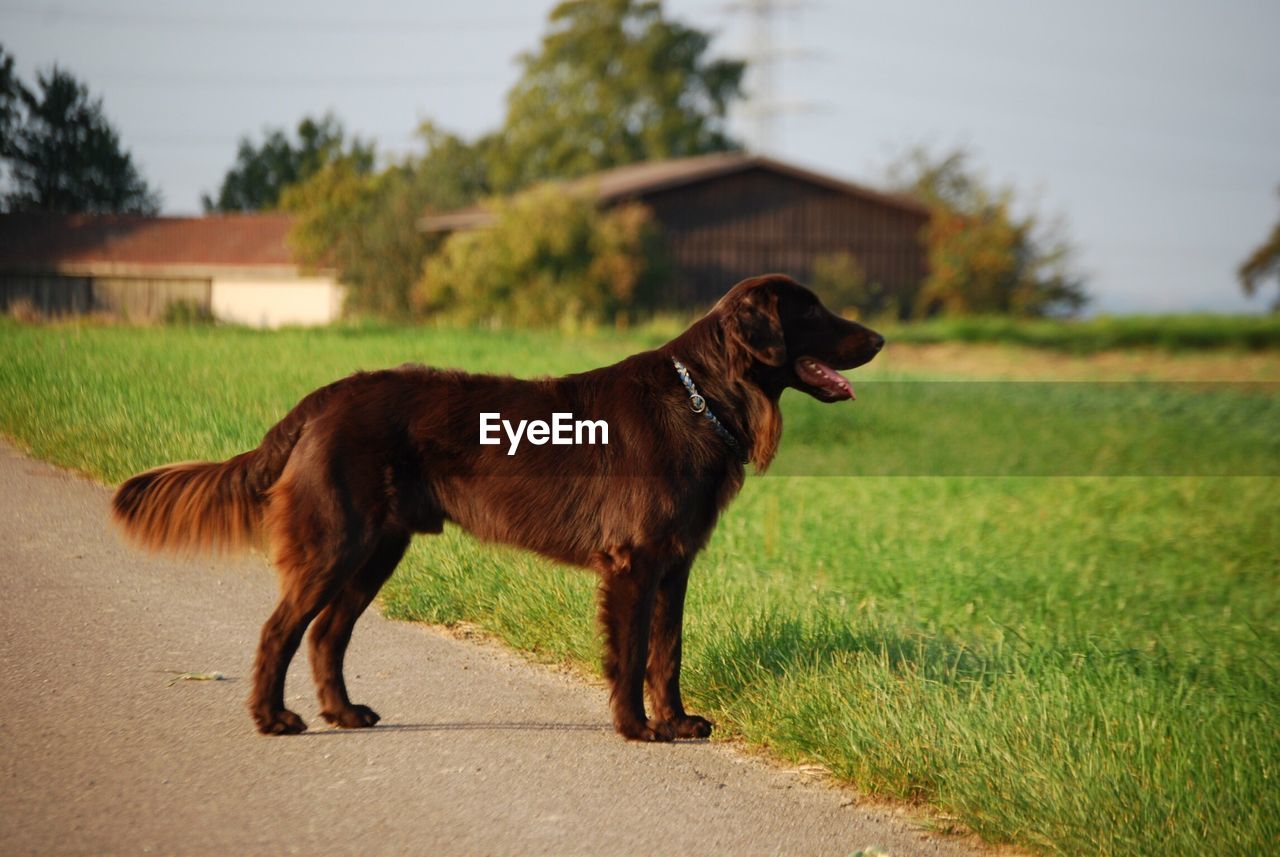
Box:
[715,273,884,402]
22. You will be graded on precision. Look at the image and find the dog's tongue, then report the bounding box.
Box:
[795,357,855,401]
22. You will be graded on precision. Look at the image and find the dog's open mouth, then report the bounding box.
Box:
[794,357,855,401]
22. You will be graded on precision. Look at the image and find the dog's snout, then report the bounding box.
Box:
[870,332,885,352]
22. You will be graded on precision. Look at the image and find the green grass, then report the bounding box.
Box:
[883,313,1280,352]
[0,317,1276,856]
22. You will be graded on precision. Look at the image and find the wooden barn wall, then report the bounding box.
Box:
[639,168,928,308]
[0,275,94,316]
[91,277,210,320]
[0,274,211,319]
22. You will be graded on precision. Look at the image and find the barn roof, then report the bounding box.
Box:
[418,152,929,232]
[0,212,299,274]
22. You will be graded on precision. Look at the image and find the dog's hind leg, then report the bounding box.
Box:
[250,572,352,734]
[250,544,368,735]
[249,468,378,735]
[307,529,410,728]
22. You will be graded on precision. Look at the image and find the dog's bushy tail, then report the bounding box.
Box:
[111,451,271,553]
[110,380,335,553]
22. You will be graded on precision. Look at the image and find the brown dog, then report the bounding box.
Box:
[112,274,883,740]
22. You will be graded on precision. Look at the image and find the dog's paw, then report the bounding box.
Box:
[616,717,677,742]
[254,708,307,735]
[666,714,714,739]
[321,704,381,729]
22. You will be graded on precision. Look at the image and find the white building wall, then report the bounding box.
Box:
[210,276,345,328]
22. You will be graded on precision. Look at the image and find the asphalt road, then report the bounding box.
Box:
[0,442,979,856]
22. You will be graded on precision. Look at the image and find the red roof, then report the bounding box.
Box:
[0,213,299,271]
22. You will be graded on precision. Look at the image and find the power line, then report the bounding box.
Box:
[90,69,508,88]
[129,131,420,149]
[1,3,540,34]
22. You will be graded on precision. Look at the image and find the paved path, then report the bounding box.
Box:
[0,443,978,856]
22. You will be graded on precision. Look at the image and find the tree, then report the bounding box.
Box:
[275,3,744,319]
[414,183,664,328]
[284,2,742,320]
[888,147,1086,318]
[282,123,492,318]
[203,114,373,212]
[2,49,160,214]
[0,46,21,150]
[489,0,745,191]
[810,252,892,319]
[1238,188,1280,310]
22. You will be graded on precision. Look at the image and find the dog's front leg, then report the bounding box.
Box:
[597,558,673,741]
[645,558,714,739]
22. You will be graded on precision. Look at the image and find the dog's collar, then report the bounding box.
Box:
[671,357,747,464]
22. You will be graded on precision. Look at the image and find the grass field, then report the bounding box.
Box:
[1,318,1276,856]
[882,312,1280,353]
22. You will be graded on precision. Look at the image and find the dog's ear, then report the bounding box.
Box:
[725,285,786,367]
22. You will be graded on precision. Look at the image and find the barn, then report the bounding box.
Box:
[0,213,344,327]
[419,152,930,310]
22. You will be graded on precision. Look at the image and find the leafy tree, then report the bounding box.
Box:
[810,252,894,319]
[282,123,491,318]
[1238,187,1280,310]
[2,50,159,214]
[414,183,664,327]
[203,114,373,212]
[888,147,1086,318]
[412,123,497,214]
[489,0,745,191]
[278,2,743,319]
[0,46,21,150]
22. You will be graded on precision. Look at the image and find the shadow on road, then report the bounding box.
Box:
[293,721,615,736]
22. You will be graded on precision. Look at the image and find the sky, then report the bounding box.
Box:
[4,0,1278,314]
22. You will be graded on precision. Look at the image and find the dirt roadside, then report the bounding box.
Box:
[0,441,982,856]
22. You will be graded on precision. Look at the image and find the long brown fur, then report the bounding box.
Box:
[111,274,883,739]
